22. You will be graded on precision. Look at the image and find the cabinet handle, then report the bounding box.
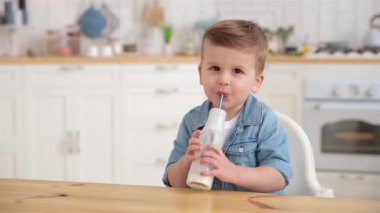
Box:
[65,131,80,155]
[154,64,178,71]
[154,88,178,95]
[75,131,81,154]
[313,103,321,111]
[154,158,168,166]
[66,131,74,154]
[59,65,84,72]
[339,174,365,181]
[155,123,178,130]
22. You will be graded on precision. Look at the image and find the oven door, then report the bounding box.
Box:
[304,101,380,173]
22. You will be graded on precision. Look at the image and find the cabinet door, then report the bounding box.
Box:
[0,91,24,178]
[25,89,120,183]
[24,65,121,183]
[25,90,71,181]
[0,66,25,178]
[72,90,120,183]
[258,64,302,123]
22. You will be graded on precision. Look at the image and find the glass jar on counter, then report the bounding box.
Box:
[45,30,60,56]
[67,25,81,56]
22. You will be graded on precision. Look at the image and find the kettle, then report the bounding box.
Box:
[365,14,380,47]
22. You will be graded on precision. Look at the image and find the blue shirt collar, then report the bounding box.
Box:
[191,94,263,131]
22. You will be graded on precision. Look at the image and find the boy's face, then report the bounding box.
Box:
[198,39,264,119]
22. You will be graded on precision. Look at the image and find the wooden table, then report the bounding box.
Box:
[1,179,379,212]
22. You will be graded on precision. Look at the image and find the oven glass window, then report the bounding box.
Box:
[321,120,380,154]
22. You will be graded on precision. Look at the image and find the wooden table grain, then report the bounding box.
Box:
[1,179,379,212]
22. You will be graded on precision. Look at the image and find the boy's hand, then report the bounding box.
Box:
[200,144,238,184]
[185,130,203,162]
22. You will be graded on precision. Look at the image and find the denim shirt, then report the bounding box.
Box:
[162,94,292,194]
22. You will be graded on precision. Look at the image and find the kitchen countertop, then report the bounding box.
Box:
[1,179,380,212]
[1,55,380,64]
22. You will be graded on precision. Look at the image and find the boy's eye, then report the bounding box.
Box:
[210,66,220,71]
[233,69,243,74]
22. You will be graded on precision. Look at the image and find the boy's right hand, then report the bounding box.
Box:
[185,130,203,161]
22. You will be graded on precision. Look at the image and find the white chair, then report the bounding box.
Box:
[275,111,334,197]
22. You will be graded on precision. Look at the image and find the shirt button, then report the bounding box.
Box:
[238,147,244,153]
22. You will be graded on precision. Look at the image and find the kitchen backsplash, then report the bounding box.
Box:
[0,0,379,56]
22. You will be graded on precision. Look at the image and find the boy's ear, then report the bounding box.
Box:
[251,73,264,93]
[198,62,203,85]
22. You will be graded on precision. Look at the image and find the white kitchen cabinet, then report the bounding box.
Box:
[120,64,204,186]
[0,65,25,178]
[1,60,380,200]
[258,63,303,124]
[22,64,121,183]
[317,171,380,200]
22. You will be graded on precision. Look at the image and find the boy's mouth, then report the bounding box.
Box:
[217,91,229,98]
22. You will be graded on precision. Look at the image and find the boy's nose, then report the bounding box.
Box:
[218,72,230,86]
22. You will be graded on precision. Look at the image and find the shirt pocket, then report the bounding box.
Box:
[225,139,257,167]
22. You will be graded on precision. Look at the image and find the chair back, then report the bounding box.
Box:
[275,111,334,197]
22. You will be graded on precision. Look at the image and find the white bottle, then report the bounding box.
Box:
[186,108,226,190]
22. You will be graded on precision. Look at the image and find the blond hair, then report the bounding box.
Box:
[202,20,268,73]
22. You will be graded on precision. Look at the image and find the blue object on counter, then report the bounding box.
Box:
[79,6,107,38]
[22,9,28,25]
[4,1,15,25]
[18,0,28,25]
[100,3,119,38]
[18,0,26,9]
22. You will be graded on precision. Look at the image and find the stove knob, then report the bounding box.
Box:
[313,103,321,111]
[331,87,341,97]
[349,84,360,96]
[364,87,374,98]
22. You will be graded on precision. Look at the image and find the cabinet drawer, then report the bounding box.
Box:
[317,171,380,200]
[123,93,203,119]
[124,117,179,154]
[304,64,380,79]
[0,65,23,88]
[25,64,120,88]
[123,154,167,186]
[262,65,301,91]
[123,119,173,186]
[121,64,200,93]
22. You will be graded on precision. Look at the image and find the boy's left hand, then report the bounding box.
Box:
[200,144,238,184]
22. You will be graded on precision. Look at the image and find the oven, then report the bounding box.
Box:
[304,79,380,173]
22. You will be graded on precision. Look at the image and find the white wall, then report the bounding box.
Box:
[0,0,379,56]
